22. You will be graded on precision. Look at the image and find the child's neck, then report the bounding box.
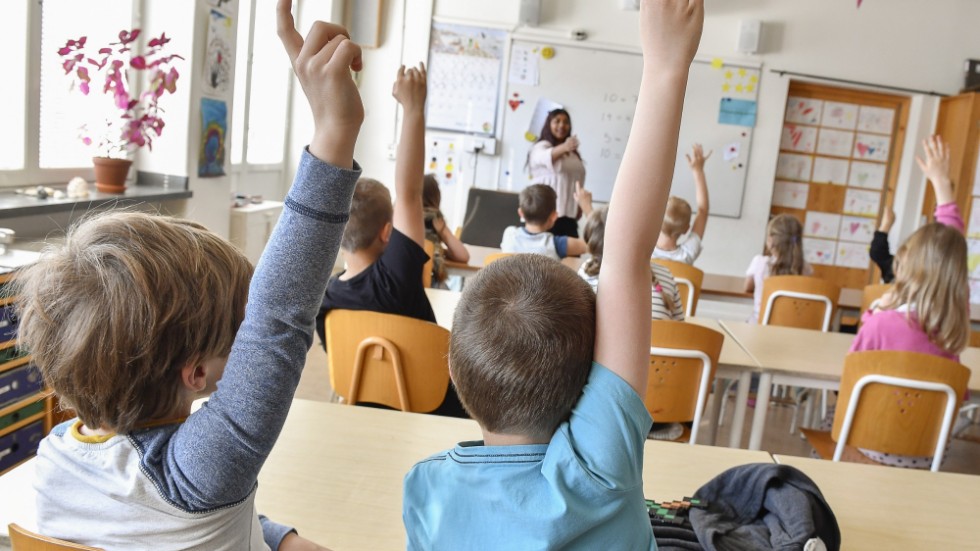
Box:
[482,428,551,446]
[340,248,381,280]
[656,232,677,251]
[524,222,550,234]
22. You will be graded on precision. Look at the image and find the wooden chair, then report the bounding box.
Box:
[970,330,980,348]
[646,320,724,445]
[422,240,435,288]
[801,351,969,472]
[324,310,450,413]
[483,252,514,266]
[760,275,841,331]
[8,524,102,551]
[652,259,704,318]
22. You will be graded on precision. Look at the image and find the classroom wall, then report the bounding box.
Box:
[322,0,979,277]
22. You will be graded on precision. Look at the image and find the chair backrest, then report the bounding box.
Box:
[483,252,514,266]
[647,320,725,445]
[8,524,102,551]
[652,259,704,317]
[761,275,841,331]
[860,283,892,315]
[325,310,450,413]
[459,188,521,247]
[970,330,980,349]
[422,239,435,288]
[832,351,970,471]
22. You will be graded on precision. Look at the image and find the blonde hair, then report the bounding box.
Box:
[767,214,805,276]
[887,223,969,354]
[582,207,676,313]
[14,212,253,434]
[662,196,692,239]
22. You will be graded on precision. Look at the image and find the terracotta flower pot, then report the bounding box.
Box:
[92,157,132,194]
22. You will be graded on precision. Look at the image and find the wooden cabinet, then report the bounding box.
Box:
[0,269,52,476]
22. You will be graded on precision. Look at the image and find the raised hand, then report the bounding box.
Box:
[277,0,363,166]
[392,63,427,113]
[639,0,703,72]
[574,181,593,216]
[915,135,953,205]
[879,208,895,233]
[685,143,712,171]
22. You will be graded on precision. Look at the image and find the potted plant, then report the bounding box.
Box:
[58,30,183,193]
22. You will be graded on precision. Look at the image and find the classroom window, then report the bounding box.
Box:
[38,0,135,169]
[231,0,290,167]
[0,2,29,170]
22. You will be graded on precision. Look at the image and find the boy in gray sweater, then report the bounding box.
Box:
[15,3,361,549]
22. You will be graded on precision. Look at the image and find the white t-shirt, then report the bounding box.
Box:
[578,262,685,321]
[652,233,702,265]
[500,226,568,260]
[745,254,814,324]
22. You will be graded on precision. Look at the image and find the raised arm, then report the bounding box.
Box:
[686,144,711,238]
[595,0,702,394]
[392,64,428,246]
[917,135,954,206]
[432,214,470,263]
[170,1,363,509]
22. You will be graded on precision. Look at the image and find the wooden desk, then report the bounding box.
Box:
[446,244,584,277]
[699,273,863,309]
[0,400,773,550]
[720,320,980,450]
[425,287,459,330]
[774,454,980,549]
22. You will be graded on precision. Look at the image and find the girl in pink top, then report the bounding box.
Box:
[848,135,970,468]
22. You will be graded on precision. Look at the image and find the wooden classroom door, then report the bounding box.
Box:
[770,81,911,289]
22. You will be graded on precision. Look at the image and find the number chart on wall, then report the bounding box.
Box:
[498,40,760,217]
[769,82,910,289]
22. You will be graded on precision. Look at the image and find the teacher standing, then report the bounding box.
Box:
[527,108,586,237]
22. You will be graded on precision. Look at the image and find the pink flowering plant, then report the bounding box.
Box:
[58,30,183,158]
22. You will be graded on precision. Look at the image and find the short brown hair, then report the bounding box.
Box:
[662,196,692,239]
[342,178,393,251]
[14,212,253,434]
[519,184,557,225]
[450,254,595,438]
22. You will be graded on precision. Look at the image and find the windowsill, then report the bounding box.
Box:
[0,185,193,219]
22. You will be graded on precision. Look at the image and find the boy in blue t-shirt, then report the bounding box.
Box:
[402,1,705,548]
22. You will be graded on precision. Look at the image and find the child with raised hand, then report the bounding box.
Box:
[16,3,361,549]
[422,174,469,284]
[402,1,703,547]
[653,143,712,264]
[869,136,965,285]
[744,213,813,324]
[838,135,968,468]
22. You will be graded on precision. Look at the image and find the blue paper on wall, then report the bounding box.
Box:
[718,98,757,127]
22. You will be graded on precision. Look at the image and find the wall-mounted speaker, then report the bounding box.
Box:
[737,20,762,54]
[518,0,542,27]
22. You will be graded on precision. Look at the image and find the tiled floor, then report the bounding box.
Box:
[300,346,980,475]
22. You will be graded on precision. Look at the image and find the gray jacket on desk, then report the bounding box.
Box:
[689,463,841,551]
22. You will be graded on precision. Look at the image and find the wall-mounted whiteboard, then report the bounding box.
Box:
[498,39,760,218]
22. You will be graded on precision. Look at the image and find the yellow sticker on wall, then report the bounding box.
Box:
[525,131,538,142]
[541,46,555,60]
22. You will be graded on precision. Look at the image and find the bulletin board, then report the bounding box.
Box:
[498,39,761,218]
[769,81,911,289]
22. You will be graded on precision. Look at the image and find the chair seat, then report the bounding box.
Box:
[800,428,885,466]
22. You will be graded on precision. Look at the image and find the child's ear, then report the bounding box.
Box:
[180,359,208,393]
[547,211,559,228]
[517,208,525,222]
[380,221,394,244]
